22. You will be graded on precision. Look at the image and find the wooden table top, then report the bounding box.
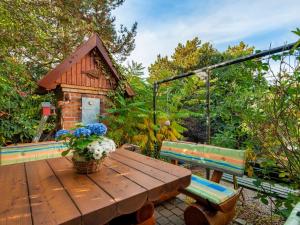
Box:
[0,148,191,225]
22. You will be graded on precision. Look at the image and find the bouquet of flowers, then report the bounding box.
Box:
[55,123,116,173]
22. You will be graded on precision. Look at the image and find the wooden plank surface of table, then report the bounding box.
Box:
[0,163,32,225]
[111,150,191,190]
[0,148,191,225]
[88,163,148,216]
[103,158,165,201]
[47,157,116,225]
[25,160,81,225]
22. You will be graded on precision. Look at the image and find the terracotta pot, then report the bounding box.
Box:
[72,153,101,174]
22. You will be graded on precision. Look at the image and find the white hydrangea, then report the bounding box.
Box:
[100,137,116,153]
[87,138,116,160]
[92,150,101,160]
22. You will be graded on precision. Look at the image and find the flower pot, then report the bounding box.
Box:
[72,153,101,174]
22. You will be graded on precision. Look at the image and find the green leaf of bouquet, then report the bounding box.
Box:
[61,149,70,157]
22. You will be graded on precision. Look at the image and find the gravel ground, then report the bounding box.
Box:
[229,187,284,225]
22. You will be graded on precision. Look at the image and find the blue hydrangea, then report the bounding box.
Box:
[86,123,107,136]
[55,129,70,139]
[73,127,91,137]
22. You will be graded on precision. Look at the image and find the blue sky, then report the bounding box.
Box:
[113,0,300,75]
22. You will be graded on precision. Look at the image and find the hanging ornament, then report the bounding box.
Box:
[164,120,171,126]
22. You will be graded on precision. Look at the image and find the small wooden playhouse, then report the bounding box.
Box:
[38,34,134,129]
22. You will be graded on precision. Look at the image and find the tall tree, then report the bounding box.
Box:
[0,0,137,80]
[148,38,221,142]
[210,42,260,148]
[148,37,220,83]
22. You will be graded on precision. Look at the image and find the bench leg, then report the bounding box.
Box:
[171,159,178,165]
[210,170,223,183]
[184,204,236,225]
[240,188,246,206]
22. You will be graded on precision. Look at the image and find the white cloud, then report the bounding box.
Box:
[114,0,300,76]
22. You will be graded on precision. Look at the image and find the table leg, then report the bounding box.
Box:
[109,201,155,225]
[136,201,154,223]
[137,215,155,225]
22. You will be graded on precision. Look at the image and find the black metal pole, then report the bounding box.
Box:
[153,82,158,157]
[206,71,211,145]
[205,71,211,179]
[156,42,297,85]
[157,71,195,85]
[153,83,157,129]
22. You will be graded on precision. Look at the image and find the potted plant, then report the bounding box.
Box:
[55,123,116,174]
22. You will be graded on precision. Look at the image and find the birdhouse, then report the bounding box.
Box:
[41,102,51,116]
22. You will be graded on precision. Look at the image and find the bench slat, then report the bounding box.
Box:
[161,141,246,176]
[186,175,237,205]
[0,141,68,165]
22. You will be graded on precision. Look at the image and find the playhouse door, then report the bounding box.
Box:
[82,97,100,125]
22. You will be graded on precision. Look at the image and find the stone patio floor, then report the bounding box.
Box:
[154,194,187,225]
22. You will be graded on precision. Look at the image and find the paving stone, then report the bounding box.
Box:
[156,205,165,212]
[168,214,184,225]
[171,207,183,216]
[179,214,184,220]
[154,210,162,219]
[176,194,186,201]
[160,208,173,217]
[177,202,188,211]
[168,198,177,205]
[157,216,169,225]
[155,195,190,224]
[174,198,184,204]
[163,202,176,210]
[168,214,179,223]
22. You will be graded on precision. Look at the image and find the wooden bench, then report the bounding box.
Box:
[284,202,300,225]
[160,141,246,225]
[222,173,300,199]
[0,141,68,165]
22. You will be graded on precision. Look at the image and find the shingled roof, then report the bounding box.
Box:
[38,34,134,96]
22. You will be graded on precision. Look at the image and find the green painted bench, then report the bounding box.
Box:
[0,141,68,165]
[284,202,300,225]
[160,141,246,225]
[222,173,300,199]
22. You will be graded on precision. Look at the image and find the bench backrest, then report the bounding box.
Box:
[160,141,246,176]
[0,141,68,165]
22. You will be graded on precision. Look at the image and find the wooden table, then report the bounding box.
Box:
[0,148,191,225]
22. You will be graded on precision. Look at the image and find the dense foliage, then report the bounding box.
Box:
[104,62,186,156]
[0,0,137,145]
[105,31,300,217]
[0,58,55,145]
